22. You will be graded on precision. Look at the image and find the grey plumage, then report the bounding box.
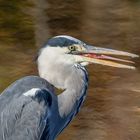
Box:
[46,35,84,47]
[0,35,137,140]
[0,64,88,140]
[0,76,55,140]
[0,76,54,109]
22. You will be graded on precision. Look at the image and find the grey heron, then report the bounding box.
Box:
[0,35,138,140]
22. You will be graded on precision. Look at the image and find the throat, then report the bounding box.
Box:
[38,55,88,117]
[57,65,88,117]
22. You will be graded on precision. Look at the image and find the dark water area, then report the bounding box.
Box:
[0,0,140,140]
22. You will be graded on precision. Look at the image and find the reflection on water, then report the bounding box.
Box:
[0,0,36,91]
[0,0,140,140]
[0,0,34,45]
[46,0,84,38]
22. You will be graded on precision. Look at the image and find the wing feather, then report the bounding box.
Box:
[0,76,54,140]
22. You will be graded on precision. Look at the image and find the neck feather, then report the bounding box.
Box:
[58,64,88,117]
[38,50,88,117]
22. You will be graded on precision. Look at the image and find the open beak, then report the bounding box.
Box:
[74,45,139,69]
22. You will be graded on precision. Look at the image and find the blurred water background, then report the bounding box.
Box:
[0,0,140,140]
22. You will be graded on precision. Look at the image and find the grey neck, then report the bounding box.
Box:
[58,64,88,117]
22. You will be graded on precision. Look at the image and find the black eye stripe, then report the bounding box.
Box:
[46,37,80,47]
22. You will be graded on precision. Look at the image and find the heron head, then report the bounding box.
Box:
[37,35,138,88]
[38,35,138,69]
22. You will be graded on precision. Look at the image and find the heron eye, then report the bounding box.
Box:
[68,45,76,51]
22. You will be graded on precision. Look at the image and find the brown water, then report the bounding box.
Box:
[0,0,140,140]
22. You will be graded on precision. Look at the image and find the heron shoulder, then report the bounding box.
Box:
[23,88,53,107]
[0,87,54,140]
[1,76,54,96]
[0,76,55,112]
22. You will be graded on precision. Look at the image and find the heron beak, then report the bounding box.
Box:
[74,45,139,69]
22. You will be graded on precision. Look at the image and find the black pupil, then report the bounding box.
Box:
[70,46,75,50]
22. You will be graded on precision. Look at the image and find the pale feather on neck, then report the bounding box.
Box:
[58,66,86,117]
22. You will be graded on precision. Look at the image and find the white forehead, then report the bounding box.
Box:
[54,35,82,43]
